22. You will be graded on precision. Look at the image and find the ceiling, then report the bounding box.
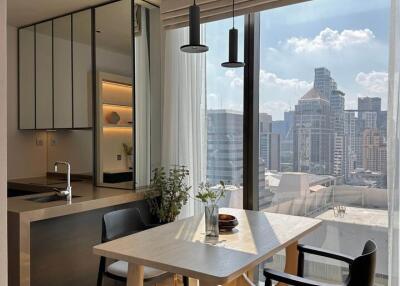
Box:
[7,0,160,27]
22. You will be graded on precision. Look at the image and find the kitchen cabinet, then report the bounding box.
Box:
[18,11,92,130]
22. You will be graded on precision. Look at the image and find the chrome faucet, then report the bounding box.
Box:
[54,161,72,201]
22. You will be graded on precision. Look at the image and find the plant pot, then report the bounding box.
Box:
[205,204,219,237]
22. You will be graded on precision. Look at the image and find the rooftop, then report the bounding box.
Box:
[316,207,388,228]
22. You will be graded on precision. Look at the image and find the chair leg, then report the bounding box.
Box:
[264,277,272,286]
[97,256,106,286]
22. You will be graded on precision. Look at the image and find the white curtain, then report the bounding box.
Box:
[388,0,400,284]
[135,6,151,187]
[161,26,207,218]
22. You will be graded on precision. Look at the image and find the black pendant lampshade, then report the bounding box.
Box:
[222,0,245,68]
[180,1,209,53]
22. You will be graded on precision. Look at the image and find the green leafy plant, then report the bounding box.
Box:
[146,166,191,223]
[195,181,226,206]
[122,143,133,156]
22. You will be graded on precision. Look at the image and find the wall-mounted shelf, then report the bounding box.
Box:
[97,72,134,185]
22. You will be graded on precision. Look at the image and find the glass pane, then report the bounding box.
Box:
[205,16,245,209]
[95,0,134,189]
[258,0,389,284]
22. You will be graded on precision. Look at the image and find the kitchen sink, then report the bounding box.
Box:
[26,194,81,203]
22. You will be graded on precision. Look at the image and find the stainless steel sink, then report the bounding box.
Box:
[26,194,81,203]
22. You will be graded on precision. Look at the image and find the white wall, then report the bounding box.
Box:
[7,25,47,179]
[0,0,8,283]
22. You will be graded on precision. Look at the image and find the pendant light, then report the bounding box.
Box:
[222,0,245,68]
[180,0,209,53]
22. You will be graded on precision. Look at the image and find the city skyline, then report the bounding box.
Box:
[205,0,390,121]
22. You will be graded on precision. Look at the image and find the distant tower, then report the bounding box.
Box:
[314,67,337,101]
[293,88,334,175]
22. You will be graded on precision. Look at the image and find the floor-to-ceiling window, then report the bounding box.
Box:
[258,0,390,284]
[205,16,245,209]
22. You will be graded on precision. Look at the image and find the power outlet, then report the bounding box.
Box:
[36,138,44,146]
[117,154,122,161]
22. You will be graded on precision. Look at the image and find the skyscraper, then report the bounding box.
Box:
[207,110,243,186]
[362,128,387,174]
[330,90,346,177]
[314,67,337,101]
[293,88,334,174]
[344,111,357,179]
[260,113,281,171]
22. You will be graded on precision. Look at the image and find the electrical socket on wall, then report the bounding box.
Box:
[36,138,44,146]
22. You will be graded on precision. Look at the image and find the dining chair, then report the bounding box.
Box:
[264,240,376,286]
[97,207,173,286]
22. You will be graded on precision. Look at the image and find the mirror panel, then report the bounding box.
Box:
[95,0,134,189]
[73,10,92,128]
[53,15,73,128]
[35,21,53,129]
[18,25,35,129]
[134,4,151,187]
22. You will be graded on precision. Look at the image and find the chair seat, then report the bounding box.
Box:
[107,261,167,279]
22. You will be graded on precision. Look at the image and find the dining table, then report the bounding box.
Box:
[93,208,322,286]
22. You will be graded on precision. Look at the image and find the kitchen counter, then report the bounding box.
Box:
[8,177,157,286]
[8,177,155,220]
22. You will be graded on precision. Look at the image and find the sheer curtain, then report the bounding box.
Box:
[135,6,151,187]
[388,0,400,284]
[161,26,207,218]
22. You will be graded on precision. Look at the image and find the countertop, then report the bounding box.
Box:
[8,177,156,222]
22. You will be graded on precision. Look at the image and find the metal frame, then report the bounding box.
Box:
[243,13,261,211]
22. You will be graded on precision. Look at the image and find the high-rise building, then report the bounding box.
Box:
[293,88,334,174]
[280,111,295,171]
[344,111,357,179]
[358,97,381,112]
[362,128,387,174]
[314,67,337,101]
[260,113,280,171]
[207,110,243,186]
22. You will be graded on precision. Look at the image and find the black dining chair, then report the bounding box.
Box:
[264,240,376,286]
[97,207,173,286]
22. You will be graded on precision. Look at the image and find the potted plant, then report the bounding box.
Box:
[146,166,191,223]
[195,181,226,237]
[122,143,133,169]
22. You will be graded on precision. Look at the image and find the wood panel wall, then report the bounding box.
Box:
[0,0,8,284]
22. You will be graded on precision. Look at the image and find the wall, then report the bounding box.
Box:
[7,25,47,179]
[0,0,7,283]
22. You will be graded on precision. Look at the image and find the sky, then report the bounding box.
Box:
[205,0,390,120]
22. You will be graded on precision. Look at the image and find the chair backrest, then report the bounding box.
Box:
[102,208,147,242]
[348,240,377,286]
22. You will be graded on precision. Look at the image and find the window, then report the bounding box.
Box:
[258,0,390,284]
[205,16,245,208]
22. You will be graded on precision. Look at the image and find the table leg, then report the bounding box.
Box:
[127,263,144,286]
[277,240,298,286]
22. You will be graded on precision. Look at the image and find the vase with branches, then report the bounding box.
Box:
[195,181,226,237]
[146,166,191,223]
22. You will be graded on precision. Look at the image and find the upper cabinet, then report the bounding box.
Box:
[19,26,35,129]
[18,11,93,130]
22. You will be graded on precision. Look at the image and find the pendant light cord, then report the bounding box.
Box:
[232,0,235,28]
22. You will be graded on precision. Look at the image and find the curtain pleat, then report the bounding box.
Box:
[161,26,207,218]
[388,0,400,284]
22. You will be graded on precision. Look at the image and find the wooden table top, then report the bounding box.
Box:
[93,208,322,285]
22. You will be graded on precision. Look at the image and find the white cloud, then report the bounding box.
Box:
[225,70,244,88]
[260,101,291,115]
[355,71,388,93]
[286,28,375,53]
[259,70,312,92]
